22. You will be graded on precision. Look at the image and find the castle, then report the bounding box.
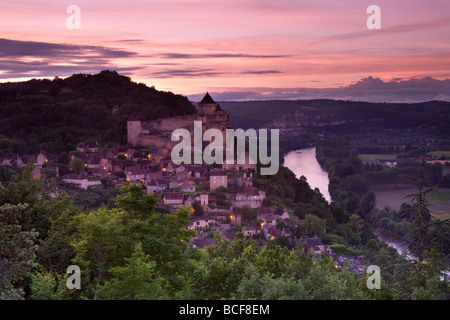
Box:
[127,93,231,148]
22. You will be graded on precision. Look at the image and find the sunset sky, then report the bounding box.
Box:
[1,0,450,101]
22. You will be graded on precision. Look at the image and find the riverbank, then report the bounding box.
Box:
[283,147,331,203]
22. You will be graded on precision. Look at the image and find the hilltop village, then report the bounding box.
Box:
[0,93,369,274]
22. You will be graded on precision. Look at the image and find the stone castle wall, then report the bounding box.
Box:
[128,94,231,148]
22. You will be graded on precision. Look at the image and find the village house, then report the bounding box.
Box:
[187,213,215,231]
[163,192,184,208]
[233,187,265,208]
[300,237,333,256]
[31,167,41,180]
[16,155,34,167]
[132,151,148,162]
[145,169,165,184]
[61,172,101,190]
[90,167,110,178]
[242,222,261,237]
[36,151,48,167]
[111,159,121,172]
[231,176,253,189]
[109,146,128,159]
[169,180,181,189]
[265,226,282,240]
[80,155,102,169]
[184,195,196,207]
[273,207,290,220]
[150,148,168,163]
[99,159,113,172]
[187,165,207,179]
[124,148,135,160]
[146,177,168,194]
[0,156,13,167]
[180,183,195,193]
[261,214,278,228]
[77,141,99,153]
[160,160,178,173]
[125,166,149,183]
[229,213,242,225]
[176,169,190,182]
[209,170,228,190]
[213,212,229,222]
[330,254,370,274]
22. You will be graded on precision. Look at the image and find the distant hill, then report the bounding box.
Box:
[220,99,450,138]
[0,70,196,155]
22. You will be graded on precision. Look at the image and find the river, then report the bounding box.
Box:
[283,147,332,203]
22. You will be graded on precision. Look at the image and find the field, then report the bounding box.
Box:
[374,188,450,220]
[358,154,397,162]
[429,151,450,158]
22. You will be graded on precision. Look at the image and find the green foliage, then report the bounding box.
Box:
[30,270,70,300]
[69,185,195,297]
[301,214,326,237]
[191,200,203,216]
[95,244,168,300]
[237,205,257,222]
[0,203,38,300]
[70,158,85,174]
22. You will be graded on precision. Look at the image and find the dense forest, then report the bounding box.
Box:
[0,70,196,155]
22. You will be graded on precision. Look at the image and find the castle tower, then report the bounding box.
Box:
[127,113,141,146]
[198,92,220,116]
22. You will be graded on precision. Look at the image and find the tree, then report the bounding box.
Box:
[192,200,203,216]
[347,214,364,237]
[70,157,85,174]
[57,152,71,165]
[276,235,294,250]
[0,203,38,299]
[95,244,168,300]
[30,270,70,300]
[361,191,376,216]
[401,159,449,261]
[70,207,133,293]
[301,214,326,237]
[238,205,256,222]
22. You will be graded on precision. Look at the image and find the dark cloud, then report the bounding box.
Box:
[150,68,222,78]
[0,38,136,58]
[241,70,283,75]
[0,38,139,79]
[188,77,450,102]
[322,19,450,42]
[159,52,289,59]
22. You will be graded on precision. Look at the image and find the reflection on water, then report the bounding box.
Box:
[283,147,331,203]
